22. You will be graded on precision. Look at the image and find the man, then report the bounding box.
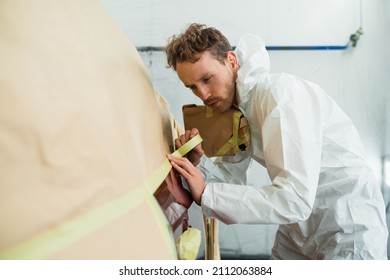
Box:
[165,23,388,259]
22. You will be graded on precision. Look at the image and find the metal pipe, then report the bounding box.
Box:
[265,44,349,51]
[137,28,362,52]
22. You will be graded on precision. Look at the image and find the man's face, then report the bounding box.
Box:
[176,51,238,113]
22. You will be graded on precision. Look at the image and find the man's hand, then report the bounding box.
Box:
[175,128,204,166]
[165,168,193,209]
[167,155,205,205]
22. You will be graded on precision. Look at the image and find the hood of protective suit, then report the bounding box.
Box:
[235,34,270,109]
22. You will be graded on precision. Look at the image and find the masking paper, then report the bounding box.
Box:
[0,0,180,259]
[183,104,250,157]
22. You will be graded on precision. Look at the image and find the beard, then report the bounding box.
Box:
[216,81,236,113]
[204,72,237,113]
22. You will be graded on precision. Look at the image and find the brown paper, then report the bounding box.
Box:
[0,0,178,260]
[182,104,250,157]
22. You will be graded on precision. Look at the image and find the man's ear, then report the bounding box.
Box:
[226,51,238,69]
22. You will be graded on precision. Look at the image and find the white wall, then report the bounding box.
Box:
[385,1,390,157]
[100,0,390,258]
[100,0,359,47]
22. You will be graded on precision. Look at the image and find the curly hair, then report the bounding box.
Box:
[165,23,232,71]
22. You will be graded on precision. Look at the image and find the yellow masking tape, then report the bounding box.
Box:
[205,107,213,118]
[147,197,178,258]
[215,112,243,156]
[172,134,202,158]
[176,227,201,260]
[0,134,203,260]
[215,137,234,156]
[232,110,241,151]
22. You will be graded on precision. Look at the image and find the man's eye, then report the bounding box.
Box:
[204,77,211,83]
[189,87,198,94]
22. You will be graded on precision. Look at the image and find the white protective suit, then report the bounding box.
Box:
[198,34,388,259]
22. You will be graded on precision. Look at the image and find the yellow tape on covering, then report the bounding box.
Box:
[176,227,201,260]
[171,134,202,158]
[205,106,213,118]
[146,196,178,259]
[215,111,242,156]
[0,134,203,260]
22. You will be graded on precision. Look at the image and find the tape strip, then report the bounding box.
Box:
[172,134,202,157]
[215,111,243,156]
[0,134,203,259]
[205,106,213,118]
[232,111,242,153]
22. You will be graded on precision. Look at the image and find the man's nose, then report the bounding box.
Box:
[197,85,210,101]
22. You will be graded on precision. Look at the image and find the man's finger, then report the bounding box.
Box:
[179,133,187,145]
[170,160,190,180]
[175,138,183,148]
[185,130,191,142]
[190,128,199,138]
[168,155,195,175]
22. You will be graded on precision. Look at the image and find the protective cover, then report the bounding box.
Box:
[183,104,250,157]
[0,0,179,259]
[199,34,388,259]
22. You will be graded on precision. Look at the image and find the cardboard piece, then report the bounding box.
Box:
[182,104,250,157]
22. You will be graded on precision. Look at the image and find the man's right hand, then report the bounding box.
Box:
[175,128,204,166]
